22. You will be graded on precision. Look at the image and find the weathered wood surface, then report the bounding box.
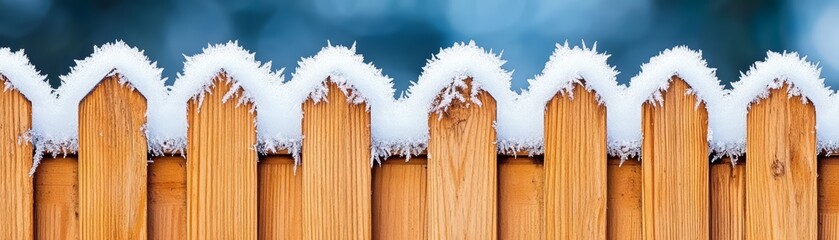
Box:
[302,82,372,239]
[259,155,303,240]
[499,157,544,240]
[607,158,642,240]
[711,159,746,240]
[34,157,79,240]
[544,83,607,239]
[148,156,186,239]
[78,76,147,239]
[373,157,428,240]
[820,156,839,240]
[0,76,34,239]
[427,78,497,239]
[641,77,709,239]
[187,74,258,239]
[746,85,817,239]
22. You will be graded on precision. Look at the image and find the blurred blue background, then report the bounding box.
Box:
[1,0,837,94]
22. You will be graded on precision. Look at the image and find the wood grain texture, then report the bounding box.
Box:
[499,157,544,240]
[820,157,839,240]
[148,156,186,239]
[711,159,745,240]
[373,157,428,240]
[34,157,79,240]
[641,77,709,239]
[427,78,497,239]
[78,76,147,239]
[544,84,607,239]
[0,76,34,240]
[607,158,642,240]
[302,82,372,240]
[187,74,258,239]
[746,85,817,239]
[258,156,302,240]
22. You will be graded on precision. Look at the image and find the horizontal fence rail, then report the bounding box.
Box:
[2,41,839,239]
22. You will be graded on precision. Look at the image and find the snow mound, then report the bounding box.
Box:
[620,46,725,159]
[0,48,51,100]
[377,41,514,161]
[21,41,165,172]
[728,51,836,156]
[500,42,619,156]
[275,41,395,163]
[164,41,285,156]
[0,48,53,174]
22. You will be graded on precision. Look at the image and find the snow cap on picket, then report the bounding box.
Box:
[499,41,619,155]
[617,46,724,159]
[13,41,167,172]
[163,41,285,155]
[269,42,394,163]
[727,51,836,156]
[372,41,514,160]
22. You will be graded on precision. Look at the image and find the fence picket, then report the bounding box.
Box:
[746,84,817,239]
[710,158,746,240]
[641,77,710,239]
[499,157,544,239]
[186,74,258,239]
[544,82,607,239]
[373,157,428,240]
[258,155,303,239]
[148,156,186,239]
[427,78,497,238]
[819,156,839,239]
[607,157,642,240]
[34,157,79,239]
[78,76,147,239]
[0,76,34,239]
[302,81,372,239]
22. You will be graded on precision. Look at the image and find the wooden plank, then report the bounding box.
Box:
[820,156,839,240]
[544,83,607,239]
[148,156,186,239]
[302,82,372,239]
[607,157,642,240]
[641,77,709,239]
[498,157,544,239]
[0,76,34,239]
[373,157,428,240]
[187,74,258,239]
[78,76,147,239]
[711,158,745,240]
[746,85,817,239]
[34,156,78,240]
[427,78,497,239]
[258,155,303,240]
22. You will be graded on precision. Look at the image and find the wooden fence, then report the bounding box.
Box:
[2,74,838,239]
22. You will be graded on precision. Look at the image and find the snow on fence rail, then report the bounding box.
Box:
[2,40,839,238]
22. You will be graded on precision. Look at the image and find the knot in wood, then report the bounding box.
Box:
[771,159,785,178]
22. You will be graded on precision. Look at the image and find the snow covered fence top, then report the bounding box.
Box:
[2,40,838,165]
